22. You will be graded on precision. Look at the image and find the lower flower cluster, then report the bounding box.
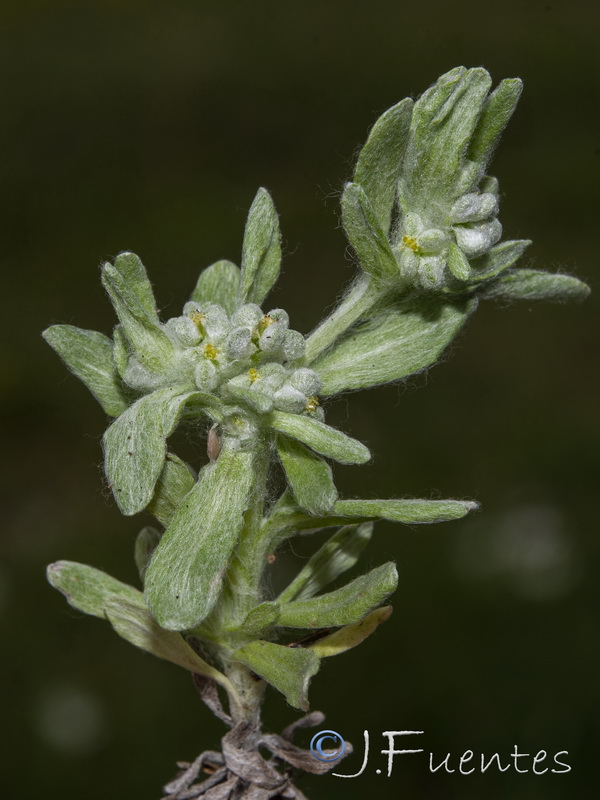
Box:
[124,301,323,419]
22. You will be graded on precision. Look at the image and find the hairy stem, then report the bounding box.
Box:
[304,273,383,363]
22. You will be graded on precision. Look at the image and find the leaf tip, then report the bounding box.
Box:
[46,561,63,586]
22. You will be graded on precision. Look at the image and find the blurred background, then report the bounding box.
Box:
[1,1,598,798]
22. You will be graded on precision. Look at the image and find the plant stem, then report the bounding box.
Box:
[303,273,383,363]
[224,659,267,725]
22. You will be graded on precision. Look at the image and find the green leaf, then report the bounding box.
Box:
[239,188,282,306]
[261,495,478,543]
[43,325,129,417]
[354,97,413,233]
[480,269,591,302]
[103,387,194,516]
[447,242,471,281]
[192,259,241,315]
[113,252,159,322]
[102,263,174,374]
[278,523,372,602]
[134,526,162,582]
[105,596,231,687]
[269,412,371,465]
[144,446,256,631]
[276,435,338,515]
[313,296,475,395]
[46,560,142,618]
[147,453,196,527]
[401,67,492,209]
[341,183,399,282]
[232,640,320,710]
[47,560,234,692]
[468,78,523,171]
[238,602,281,636]
[112,325,130,379]
[276,562,398,628]
[308,605,393,658]
[469,239,531,282]
[334,498,478,523]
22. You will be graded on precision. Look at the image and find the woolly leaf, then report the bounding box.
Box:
[262,495,478,542]
[192,259,241,315]
[113,252,159,322]
[276,435,338,515]
[270,412,371,465]
[334,498,478,523]
[43,325,129,416]
[112,325,129,378]
[400,67,492,209]
[105,596,230,686]
[238,602,281,636]
[147,453,196,527]
[134,526,162,582]
[144,446,255,631]
[313,296,475,395]
[46,560,142,619]
[468,78,523,171]
[233,640,320,710]
[341,183,399,282]
[102,263,174,374]
[239,188,282,306]
[469,239,531,282]
[308,605,393,658]
[278,523,372,602]
[447,242,471,281]
[354,97,413,233]
[103,387,194,516]
[276,562,398,628]
[480,269,591,302]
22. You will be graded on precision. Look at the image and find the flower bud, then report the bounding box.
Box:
[202,305,230,344]
[259,321,287,352]
[289,368,321,396]
[226,327,256,360]
[451,192,499,224]
[232,304,263,328]
[260,362,288,389]
[266,308,290,326]
[453,218,502,258]
[273,385,307,413]
[417,255,446,289]
[164,316,203,347]
[281,330,305,361]
[418,228,447,254]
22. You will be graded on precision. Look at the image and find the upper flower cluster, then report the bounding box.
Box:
[396,175,502,289]
[342,67,531,294]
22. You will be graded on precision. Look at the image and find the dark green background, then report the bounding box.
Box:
[1,1,598,798]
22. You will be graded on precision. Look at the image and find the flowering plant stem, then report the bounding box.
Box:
[44,67,589,799]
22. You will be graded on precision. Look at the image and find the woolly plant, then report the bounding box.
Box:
[44,66,589,799]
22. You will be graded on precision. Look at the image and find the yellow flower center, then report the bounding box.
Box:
[204,344,219,361]
[189,311,207,337]
[402,235,422,255]
[305,396,320,413]
[257,315,275,335]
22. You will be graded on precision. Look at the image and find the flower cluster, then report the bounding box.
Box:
[396,175,502,288]
[123,300,323,419]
